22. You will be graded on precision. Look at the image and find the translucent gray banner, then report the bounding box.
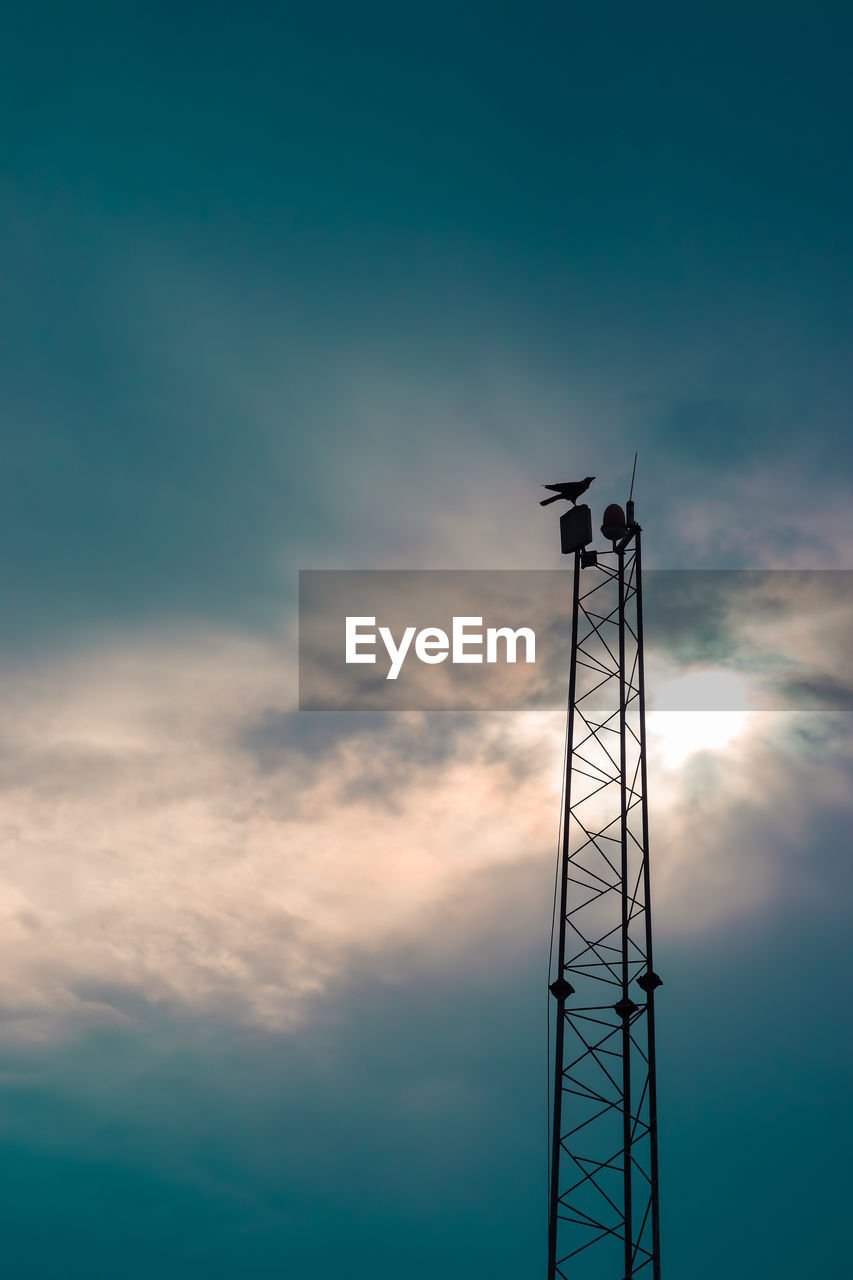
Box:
[298,569,853,712]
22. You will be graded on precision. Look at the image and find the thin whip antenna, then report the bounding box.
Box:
[628,451,638,502]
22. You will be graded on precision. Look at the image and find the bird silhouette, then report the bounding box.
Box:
[540,476,595,506]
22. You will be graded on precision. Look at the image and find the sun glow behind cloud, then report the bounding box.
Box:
[648,669,753,767]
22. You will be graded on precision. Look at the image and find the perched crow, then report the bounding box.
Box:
[540,476,595,506]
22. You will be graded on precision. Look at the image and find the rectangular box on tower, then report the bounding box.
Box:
[560,503,593,554]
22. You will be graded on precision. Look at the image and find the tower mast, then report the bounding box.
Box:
[546,492,662,1279]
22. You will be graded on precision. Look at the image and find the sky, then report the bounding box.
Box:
[0,2,852,1275]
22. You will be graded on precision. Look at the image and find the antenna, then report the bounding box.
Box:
[628,451,638,502]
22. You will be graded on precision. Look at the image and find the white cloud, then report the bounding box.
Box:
[0,584,847,1041]
[0,628,561,1039]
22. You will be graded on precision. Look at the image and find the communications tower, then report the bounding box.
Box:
[545,488,662,1279]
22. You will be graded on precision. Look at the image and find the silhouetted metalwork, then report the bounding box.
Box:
[560,504,594,554]
[547,500,661,1280]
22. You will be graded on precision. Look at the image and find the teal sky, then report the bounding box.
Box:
[0,3,851,1276]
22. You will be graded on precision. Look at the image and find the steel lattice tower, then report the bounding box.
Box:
[547,498,662,1280]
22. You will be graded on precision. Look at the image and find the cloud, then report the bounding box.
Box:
[0,626,566,1039]
[0,579,848,1043]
